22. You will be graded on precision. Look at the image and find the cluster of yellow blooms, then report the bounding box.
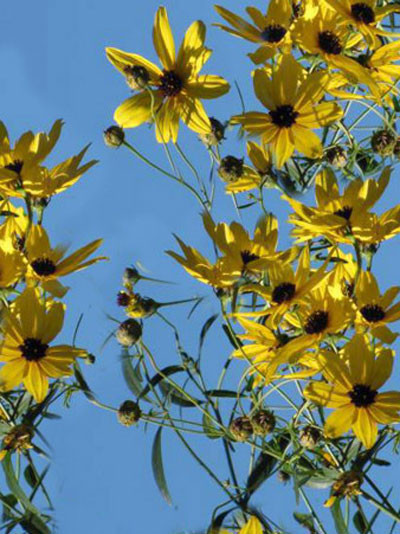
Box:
[104,1,400,454]
[0,121,105,404]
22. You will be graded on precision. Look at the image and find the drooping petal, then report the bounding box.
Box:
[352,408,378,449]
[178,95,211,135]
[324,405,357,438]
[114,91,162,129]
[23,363,49,403]
[304,382,350,408]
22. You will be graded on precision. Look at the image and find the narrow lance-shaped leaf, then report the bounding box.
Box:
[151,428,172,506]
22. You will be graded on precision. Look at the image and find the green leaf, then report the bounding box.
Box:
[159,382,202,408]
[151,428,172,506]
[1,493,17,522]
[370,458,391,467]
[331,500,349,534]
[246,451,277,498]
[293,512,316,533]
[139,365,184,399]
[198,314,219,356]
[121,352,144,399]
[353,511,368,534]
[222,324,241,349]
[2,454,50,534]
[73,363,95,401]
[204,389,241,398]
[202,411,224,440]
[24,466,39,489]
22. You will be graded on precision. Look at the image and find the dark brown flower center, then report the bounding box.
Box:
[31,257,57,277]
[4,160,24,175]
[334,205,353,221]
[19,337,48,362]
[241,250,260,265]
[304,310,329,334]
[272,282,296,304]
[220,156,244,179]
[349,383,377,407]
[269,105,299,128]
[360,304,385,323]
[159,70,183,97]
[260,24,287,43]
[318,30,343,55]
[351,3,375,24]
[117,291,131,307]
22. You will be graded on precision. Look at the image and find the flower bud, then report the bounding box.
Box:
[199,117,226,147]
[123,267,141,287]
[116,319,142,347]
[229,416,253,442]
[103,126,125,148]
[325,146,347,168]
[394,137,400,159]
[325,470,362,507]
[251,409,276,437]
[124,65,150,90]
[3,424,34,453]
[371,129,396,156]
[218,156,244,183]
[299,425,321,449]
[117,400,142,426]
[127,294,159,318]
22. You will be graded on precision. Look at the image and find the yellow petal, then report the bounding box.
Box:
[186,75,230,99]
[23,363,49,403]
[105,47,162,80]
[153,7,176,70]
[352,408,378,449]
[178,95,211,134]
[324,405,357,439]
[114,91,161,129]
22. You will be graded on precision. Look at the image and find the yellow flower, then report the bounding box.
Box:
[214,1,293,64]
[238,246,332,327]
[0,121,97,199]
[25,225,107,298]
[328,40,400,104]
[106,7,230,143]
[351,205,400,245]
[355,270,400,344]
[0,120,62,191]
[202,211,298,279]
[0,238,25,289]
[292,4,379,96]
[166,236,236,289]
[0,289,86,403]
[231,316,284,385]
[271,284,354,366]
[231,54,343,168]
[304,335,400,449]
[0,201,28,244]
[323,0,399,49]
[224,142,275,194]
[284,167,391,244]
[327,249,358,298]
[239,516,263,534]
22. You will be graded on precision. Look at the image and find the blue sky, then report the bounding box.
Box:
[2,1,400,533]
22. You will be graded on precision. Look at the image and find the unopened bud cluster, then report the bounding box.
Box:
[229,409,275,442]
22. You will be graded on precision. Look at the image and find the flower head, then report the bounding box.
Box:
[232,54,343,168]
[304,335,400,449]
[106,7,230,143]
[0,289,86,403]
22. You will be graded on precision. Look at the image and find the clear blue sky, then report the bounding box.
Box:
[2,1,400,533]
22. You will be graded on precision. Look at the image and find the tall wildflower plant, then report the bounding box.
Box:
[0,121,106,531]
[102,3,400,532]
[3,0,400,533]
